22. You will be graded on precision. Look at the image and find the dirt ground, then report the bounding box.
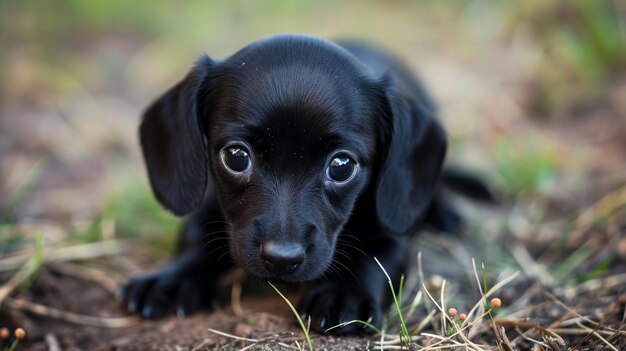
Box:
[1,228,624,350]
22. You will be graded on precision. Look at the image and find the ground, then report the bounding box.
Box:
[1,1,625,350]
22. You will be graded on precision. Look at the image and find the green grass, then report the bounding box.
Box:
[506,0,626,112]
[5,338,21,351]
[374,258,411,347]
[1,156,50,225]
[22,232,44,290]
[268,282,313,351]
[492,135,559,196]
[0,225,24,257]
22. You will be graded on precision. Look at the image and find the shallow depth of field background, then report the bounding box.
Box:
[0,1,625,350]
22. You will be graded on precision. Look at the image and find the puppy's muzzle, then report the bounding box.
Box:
[260,241,305,275]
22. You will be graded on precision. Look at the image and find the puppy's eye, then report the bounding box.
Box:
[326,154,357,183]
[221,145,252,173]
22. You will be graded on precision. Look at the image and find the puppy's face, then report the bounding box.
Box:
[205,46,379,281]
[139,35,447,282]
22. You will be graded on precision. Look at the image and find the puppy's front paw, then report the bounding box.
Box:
[119,270,217,319]
[297,284,382,335]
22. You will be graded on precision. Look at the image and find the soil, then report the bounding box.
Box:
[2,265,371,350]
[5,258,626,351]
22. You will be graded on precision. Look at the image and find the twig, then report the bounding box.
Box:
[205,328,299,350]
[4,297,139,328]
[48,262,119,294]
[545,291,625,334]
[0,240,129,272]
[0,234,43,305]
[562,273,626,295]
[0,264,31,305]
[45,333,62,351]
[575,321,619,351]
[510,242,556,286]
[230,282,244,317]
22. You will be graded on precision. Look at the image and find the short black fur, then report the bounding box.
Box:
[121,34,471,334]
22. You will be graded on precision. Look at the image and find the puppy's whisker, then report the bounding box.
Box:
[324,265,338,281]
[201,230,230,240]
[215,248,234,264]
[205,244,231,260]
[336,241,369,258]
[199,220,230,230]
[331,259,358,282]
[201,233,230,248]
[200,235,229,247]
[204,250,228,263]
[338,232,363,244]
[334,249,354,263]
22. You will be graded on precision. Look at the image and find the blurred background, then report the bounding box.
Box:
[1,0,625,349]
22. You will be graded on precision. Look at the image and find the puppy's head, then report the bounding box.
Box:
[140,35,446,281]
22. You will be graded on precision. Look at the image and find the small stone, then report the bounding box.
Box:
[233,323,254,338]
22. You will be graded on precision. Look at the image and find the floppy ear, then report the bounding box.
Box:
[375,79,447,236]
[139,55,214,216]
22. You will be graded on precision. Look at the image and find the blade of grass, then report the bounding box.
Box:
[268,282,312,351]
[0,232,44,304]
[1,156,50,223]
[374,257,411,346]
[482,262,488,308]
[398,274,405,307]
[325,319,381,334]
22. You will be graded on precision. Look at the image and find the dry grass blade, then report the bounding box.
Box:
[4,297,138,327]
[325,319,381,334]
[419,285,481,350]
[45,333,62,351]
[544,291,625,334]
[563,273,626,296]
[512,326,548,348]
[0,233,43,304]
[379,315,386,351]
[510,241,556,286]
[49,262,119,294]
[496,326,515,351]
[406,290,423,320]
[206,328,258,342]
[540,329,566,351]
[465,269,519,336]
[0,240,128,272]
[572,184,626,240]
[410,309,436,335]
[419,332,483,351]
[439,279,446,333]
[230,282,244,317]
[417,252,429,310]
[0,263,33,305]
[574,321,619,351]
[494,319,566,351]
[204,328,299,350]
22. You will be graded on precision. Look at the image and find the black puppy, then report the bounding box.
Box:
[121,34,463,334]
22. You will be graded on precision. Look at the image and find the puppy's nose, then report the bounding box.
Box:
[260,241,305,275]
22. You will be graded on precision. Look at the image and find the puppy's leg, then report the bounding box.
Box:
[298,235,408,335]
[119,200,233,319]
